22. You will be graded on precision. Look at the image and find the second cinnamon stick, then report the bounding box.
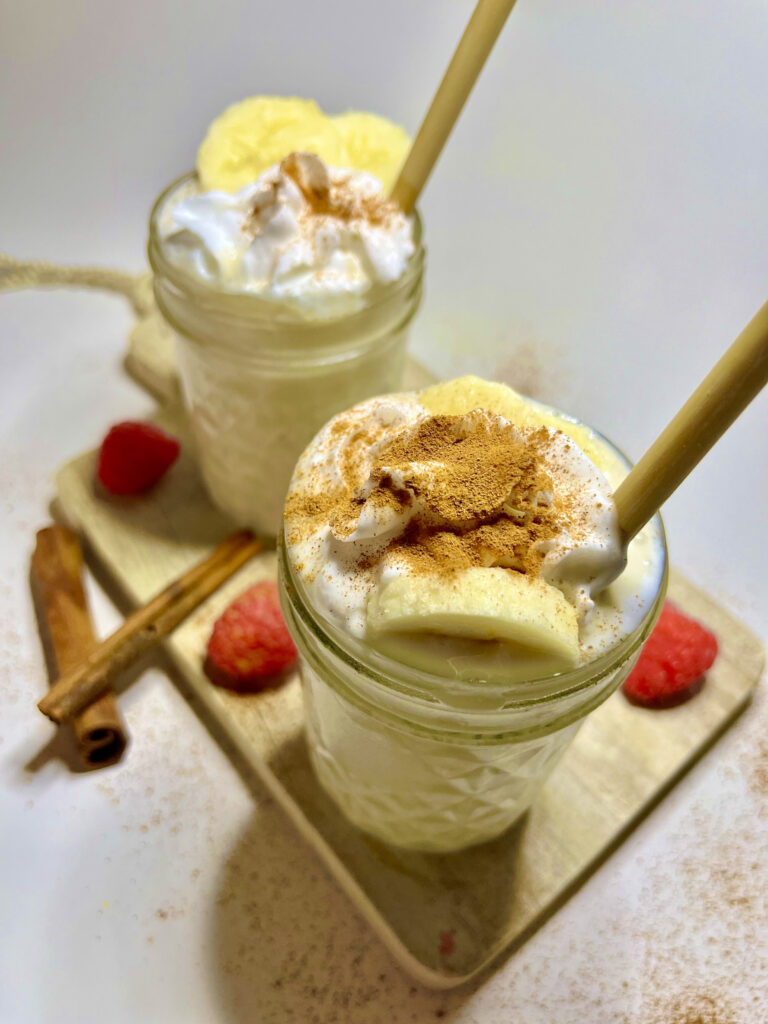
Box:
[31,525,128,768]
[38,529,262,724]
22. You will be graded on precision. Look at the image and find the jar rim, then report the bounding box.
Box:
[147,170,425,335]
[278,513,668,717]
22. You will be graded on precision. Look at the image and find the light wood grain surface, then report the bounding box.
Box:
[54,389,763,986]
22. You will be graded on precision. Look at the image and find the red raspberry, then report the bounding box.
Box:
[96,421,180,495]
[622,601,718,709]
[204,581,298,693]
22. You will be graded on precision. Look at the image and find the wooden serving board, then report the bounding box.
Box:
[56,337,764,987]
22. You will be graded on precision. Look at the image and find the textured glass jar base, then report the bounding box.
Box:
[300,655,610,853]
[174,325,409,534]
[279,531,665,854]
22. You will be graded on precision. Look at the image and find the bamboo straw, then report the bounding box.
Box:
[38,530,262,724]
[390,0,518,213]
[614,300,768,543]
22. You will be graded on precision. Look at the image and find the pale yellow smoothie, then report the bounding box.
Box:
[280,377,667,851]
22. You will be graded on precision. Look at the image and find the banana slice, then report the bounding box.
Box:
[366,567,580,669]
[419,376,624,481]
[333,111,410,193]
[197,96,344,192]
[420,377,530,423]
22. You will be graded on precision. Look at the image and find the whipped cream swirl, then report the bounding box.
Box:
[159,152,415,317]
[285,390,629,646]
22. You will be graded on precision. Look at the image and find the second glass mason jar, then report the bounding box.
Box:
[278,524,667,854]
[148,174,425,535]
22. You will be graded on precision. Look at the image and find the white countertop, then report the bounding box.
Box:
[1,2,766,1021]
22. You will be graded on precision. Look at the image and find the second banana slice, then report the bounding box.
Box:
[366,567,580,668]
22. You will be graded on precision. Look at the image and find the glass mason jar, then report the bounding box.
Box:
[278,522,668,854]
[148,173,425,535]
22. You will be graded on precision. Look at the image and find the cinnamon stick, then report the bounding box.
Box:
[38,529,262,725]
[31,525,128,768]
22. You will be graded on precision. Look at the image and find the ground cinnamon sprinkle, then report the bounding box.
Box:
[366,413,568,576]
[286,409,583,579]
[281,151,400,228]
[374,414,552,520]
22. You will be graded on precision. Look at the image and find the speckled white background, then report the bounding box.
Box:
[1,1,766,1021]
